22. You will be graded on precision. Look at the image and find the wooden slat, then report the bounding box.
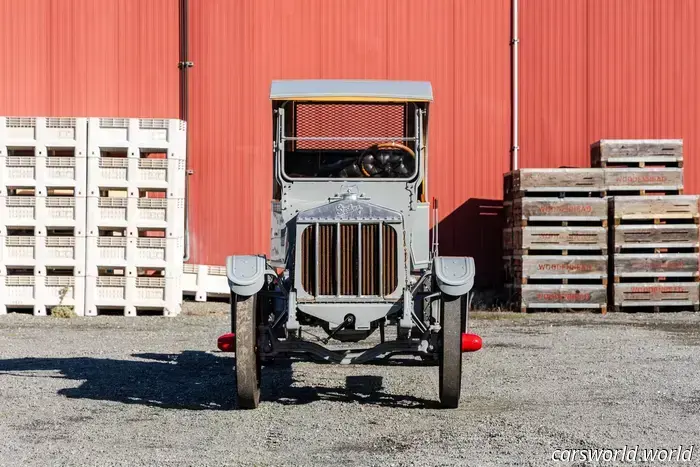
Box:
[611,195,699,220]
[604,168,683,191]
[507,197,607,225]
[503,169,604,196]
[506,226,606,250]
[613,253,699,277]
[614,224,699,248]
[613,282,699,306]
[514,255,608,279]
[516,284,607,307]
[591,139,683,167]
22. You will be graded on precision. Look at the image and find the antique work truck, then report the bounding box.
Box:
[219,80,482,409]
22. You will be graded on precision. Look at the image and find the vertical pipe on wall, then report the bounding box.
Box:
[179,0,192,261]
[511,0,520,170]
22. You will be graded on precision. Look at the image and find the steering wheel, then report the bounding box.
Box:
[359,142,416,178]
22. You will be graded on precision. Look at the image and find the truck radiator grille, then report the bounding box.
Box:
[300,223,398,296]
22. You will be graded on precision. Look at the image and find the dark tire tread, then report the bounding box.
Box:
[235,294,261,409]
[439,295,462,408]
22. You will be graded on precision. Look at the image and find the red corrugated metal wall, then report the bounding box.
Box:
[1,0,699,286]
[0,0,179,118]
[187,0,512,285]
[520,0,700,195]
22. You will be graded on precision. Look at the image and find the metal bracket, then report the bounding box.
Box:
[178,61,194,69]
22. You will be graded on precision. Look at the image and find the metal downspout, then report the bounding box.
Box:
[511,0,520,170]
[179,0,193,261]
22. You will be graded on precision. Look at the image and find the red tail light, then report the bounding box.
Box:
[217,333,235,352]
[461,333,482,352]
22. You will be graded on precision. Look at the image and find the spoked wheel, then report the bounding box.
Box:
[234,293,261,409]
[439,294,463,408]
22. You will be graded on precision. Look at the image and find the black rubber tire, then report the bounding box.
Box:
[439,294,463,408]
[235,294,261,409]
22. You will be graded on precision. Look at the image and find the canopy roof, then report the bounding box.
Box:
[270,79,433,102]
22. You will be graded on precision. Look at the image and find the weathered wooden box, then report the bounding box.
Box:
[591,139,683,167]
[515,284,607,309]
[503,169,605,198]
[613,224,699,249]
[604,168,683,191]
[513,255,608,280]
[504,226,606,251]
[612,253,699,278]
[612,282,699,308]
[610,195,699,221]
[506,197,608,225]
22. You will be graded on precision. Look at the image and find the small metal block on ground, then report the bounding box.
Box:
[591,139,683,168]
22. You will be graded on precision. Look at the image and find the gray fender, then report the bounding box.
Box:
[433,256,475,297]
[226,255,267,297]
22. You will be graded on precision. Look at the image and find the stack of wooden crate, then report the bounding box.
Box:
[503,169,608,313]
[594,140,700,312]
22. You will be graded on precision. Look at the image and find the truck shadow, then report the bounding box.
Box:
[0,351,438,410]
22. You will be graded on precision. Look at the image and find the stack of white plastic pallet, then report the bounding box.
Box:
[84,118,186,316]
[0,116,186,316]
[0,117,88,315]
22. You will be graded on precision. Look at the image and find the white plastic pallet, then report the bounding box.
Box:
[0,229,86,269]
[0,154,87,193]
[0,268,85,316]
[182,263,230,302]
[85,234,183,271]
[0,193,87,228]
[86,196,184,236]
[87,118,186,154]
[87,153,185,197]
[84,266,182,316]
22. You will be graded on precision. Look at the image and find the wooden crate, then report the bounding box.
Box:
[506,197,608,226]
[503,169,605,198]
[513,255,608,281]
[604,168,683,192]
[613,224,699,249]
[612,253,699,278]
[591,139,683,168]
[610,195,699,222]
[612,282,699,308]
[505,226,606,252]
[512,284,607,311]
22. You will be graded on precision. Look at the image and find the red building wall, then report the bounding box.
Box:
[1,0,698,286]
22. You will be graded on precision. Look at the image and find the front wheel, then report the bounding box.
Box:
[438,294,463,408]
[235,294,261,409]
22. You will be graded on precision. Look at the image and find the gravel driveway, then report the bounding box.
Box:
[1,303,700,466]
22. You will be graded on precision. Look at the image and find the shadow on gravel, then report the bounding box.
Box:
[0,352,438,410]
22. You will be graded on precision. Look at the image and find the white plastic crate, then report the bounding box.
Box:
[0,192,87,228]
[86,195,184,235]
[183,263,230,302]
[0,228,86,269]
[87,153,185,197]
[0,267,85,316]
[0,117,88,193]
[84,266,182,316]
[87,118,185,195]
[86,234,183,270]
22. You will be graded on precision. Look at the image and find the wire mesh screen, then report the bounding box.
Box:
[294,103,406,150]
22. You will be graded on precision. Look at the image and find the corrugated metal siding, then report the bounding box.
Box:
[187,0,511,285]
[0,0,179,118]
[520,0,700,195]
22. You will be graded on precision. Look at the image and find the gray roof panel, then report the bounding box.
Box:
[270,79,433,101]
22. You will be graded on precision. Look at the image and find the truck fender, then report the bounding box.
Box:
[226,255,267,297]
[433,256,476,298]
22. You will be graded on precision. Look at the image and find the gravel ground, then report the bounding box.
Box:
[2,302,700,466]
